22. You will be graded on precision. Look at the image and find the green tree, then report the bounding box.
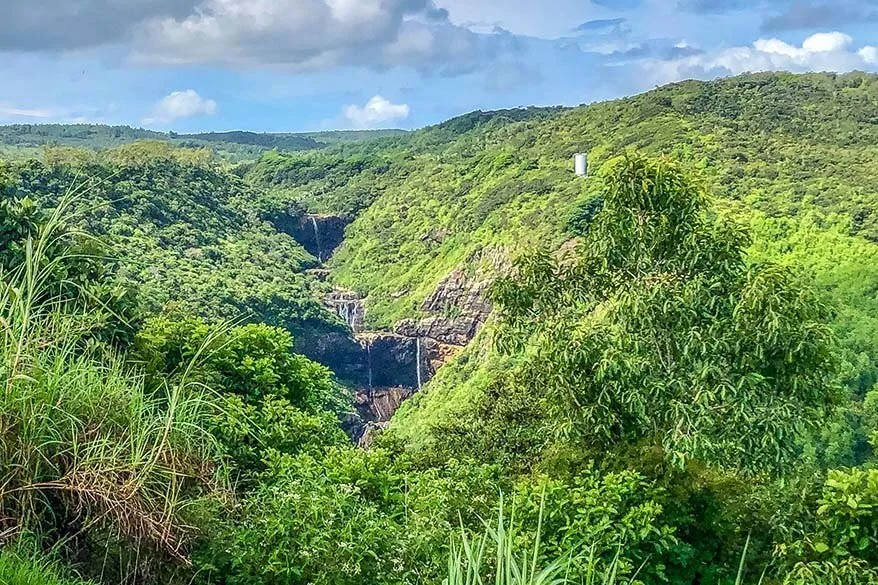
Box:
[484,154,840,472]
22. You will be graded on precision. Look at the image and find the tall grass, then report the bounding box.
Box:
[0,191,224,560]
[445,495,573,585]
[0,550,94,585]
[445,498,766,585]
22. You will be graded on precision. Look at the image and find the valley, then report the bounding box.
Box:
[2,71,878,585]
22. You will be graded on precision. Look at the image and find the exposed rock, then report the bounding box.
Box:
[395,268,492,346]
[344,384,416,447]
[274,213,349,261]
[303,330,368,384]
[326,289,366,333]
[424,268,493,317]
[356,387,414,422]
[357,332,435,390]
[308,255,501,443]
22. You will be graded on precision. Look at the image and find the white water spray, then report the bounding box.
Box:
[310,216,322,261]
[415,338,422,390]
[366,338,373,390]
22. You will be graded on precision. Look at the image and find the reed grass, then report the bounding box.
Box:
[0,189,224,559]
[445,498,765,585]
[445,495,573,585]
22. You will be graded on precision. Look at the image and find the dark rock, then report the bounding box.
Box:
[358,333,435,390]
[326,289,366,333]
[274,213,349,261]
[302,330,368,384]
[356,387,414,422]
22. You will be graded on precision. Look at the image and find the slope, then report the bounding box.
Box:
[0,142,349,360]
[245,71,878,441]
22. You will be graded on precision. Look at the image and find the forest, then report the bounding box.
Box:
[1,71,878,585]
[0,125,406,163]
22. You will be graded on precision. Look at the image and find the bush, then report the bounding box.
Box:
[0,195,225,577]
[0,551,94,585]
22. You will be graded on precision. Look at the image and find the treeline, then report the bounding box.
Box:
[0,124,407,163]
[2,152,877,585]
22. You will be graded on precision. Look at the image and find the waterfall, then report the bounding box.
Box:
[366,338,373,390]
[310,216,322,262]
[415,338,422,390]
[342,302,351,328]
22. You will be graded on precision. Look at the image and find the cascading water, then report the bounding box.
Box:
[415,337,422,390]
[310,216,322,262]
[366,338,373,390]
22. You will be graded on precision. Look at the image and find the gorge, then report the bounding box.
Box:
[289,212,493,442]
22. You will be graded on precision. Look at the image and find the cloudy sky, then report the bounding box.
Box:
[1,0,877,132]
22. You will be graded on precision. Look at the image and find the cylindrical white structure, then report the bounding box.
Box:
[574,153,587,177]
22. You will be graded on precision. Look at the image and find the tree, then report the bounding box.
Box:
[485,153,840,472]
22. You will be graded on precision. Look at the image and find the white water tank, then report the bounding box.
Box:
[574,153,587,177]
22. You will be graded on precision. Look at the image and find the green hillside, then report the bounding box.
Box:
[247,71,878,393]
[248,73,877,317]
[0,141,348,353]
[0,124,407,162]
[4,72,878,585]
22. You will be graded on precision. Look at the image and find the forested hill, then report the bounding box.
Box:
[5,71,878,585]
[248,73,877,338]
[246,71,878,445]
[0,124,407,161]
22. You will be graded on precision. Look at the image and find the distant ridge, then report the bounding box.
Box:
[0,123,409,161]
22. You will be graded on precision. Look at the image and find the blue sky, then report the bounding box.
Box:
[1,0,877,132]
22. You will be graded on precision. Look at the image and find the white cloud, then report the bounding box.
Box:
[132,0,486,74]
[0,105,55,119]
[343,95,410,128]
[143,90,217,125]
[860,46,878,65]
[801,32,852,53]
[646,31,878,85]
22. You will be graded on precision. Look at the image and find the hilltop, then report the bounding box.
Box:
[244,70,878,445]
[0,123,408,162]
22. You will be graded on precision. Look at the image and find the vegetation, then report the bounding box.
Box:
[2,72,878,585]
[0,124,407,162]
[0,142,350,359]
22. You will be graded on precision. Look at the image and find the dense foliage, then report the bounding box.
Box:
[0,124,405,162]
[3,72,878,585]
[0,142,350,358]
[433,155,839,473]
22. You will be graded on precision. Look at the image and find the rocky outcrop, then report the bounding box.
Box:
[311,257,498,443]
[326,289,366,333]
[395,268,492,346]
[276,213,349,261]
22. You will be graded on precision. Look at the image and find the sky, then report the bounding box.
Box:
[0,0,877,132]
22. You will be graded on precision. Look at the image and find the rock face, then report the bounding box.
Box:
[310,262,496,443]
[276,213,349,261]
[358,333,435,390]
[326,289,365,333]
[395,268,492,346]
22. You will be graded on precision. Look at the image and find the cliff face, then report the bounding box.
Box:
[352,269,493,433]
[315,268,493,444]
[396,268,492,346]
[285,214,495,441]
[275,213,349,261]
